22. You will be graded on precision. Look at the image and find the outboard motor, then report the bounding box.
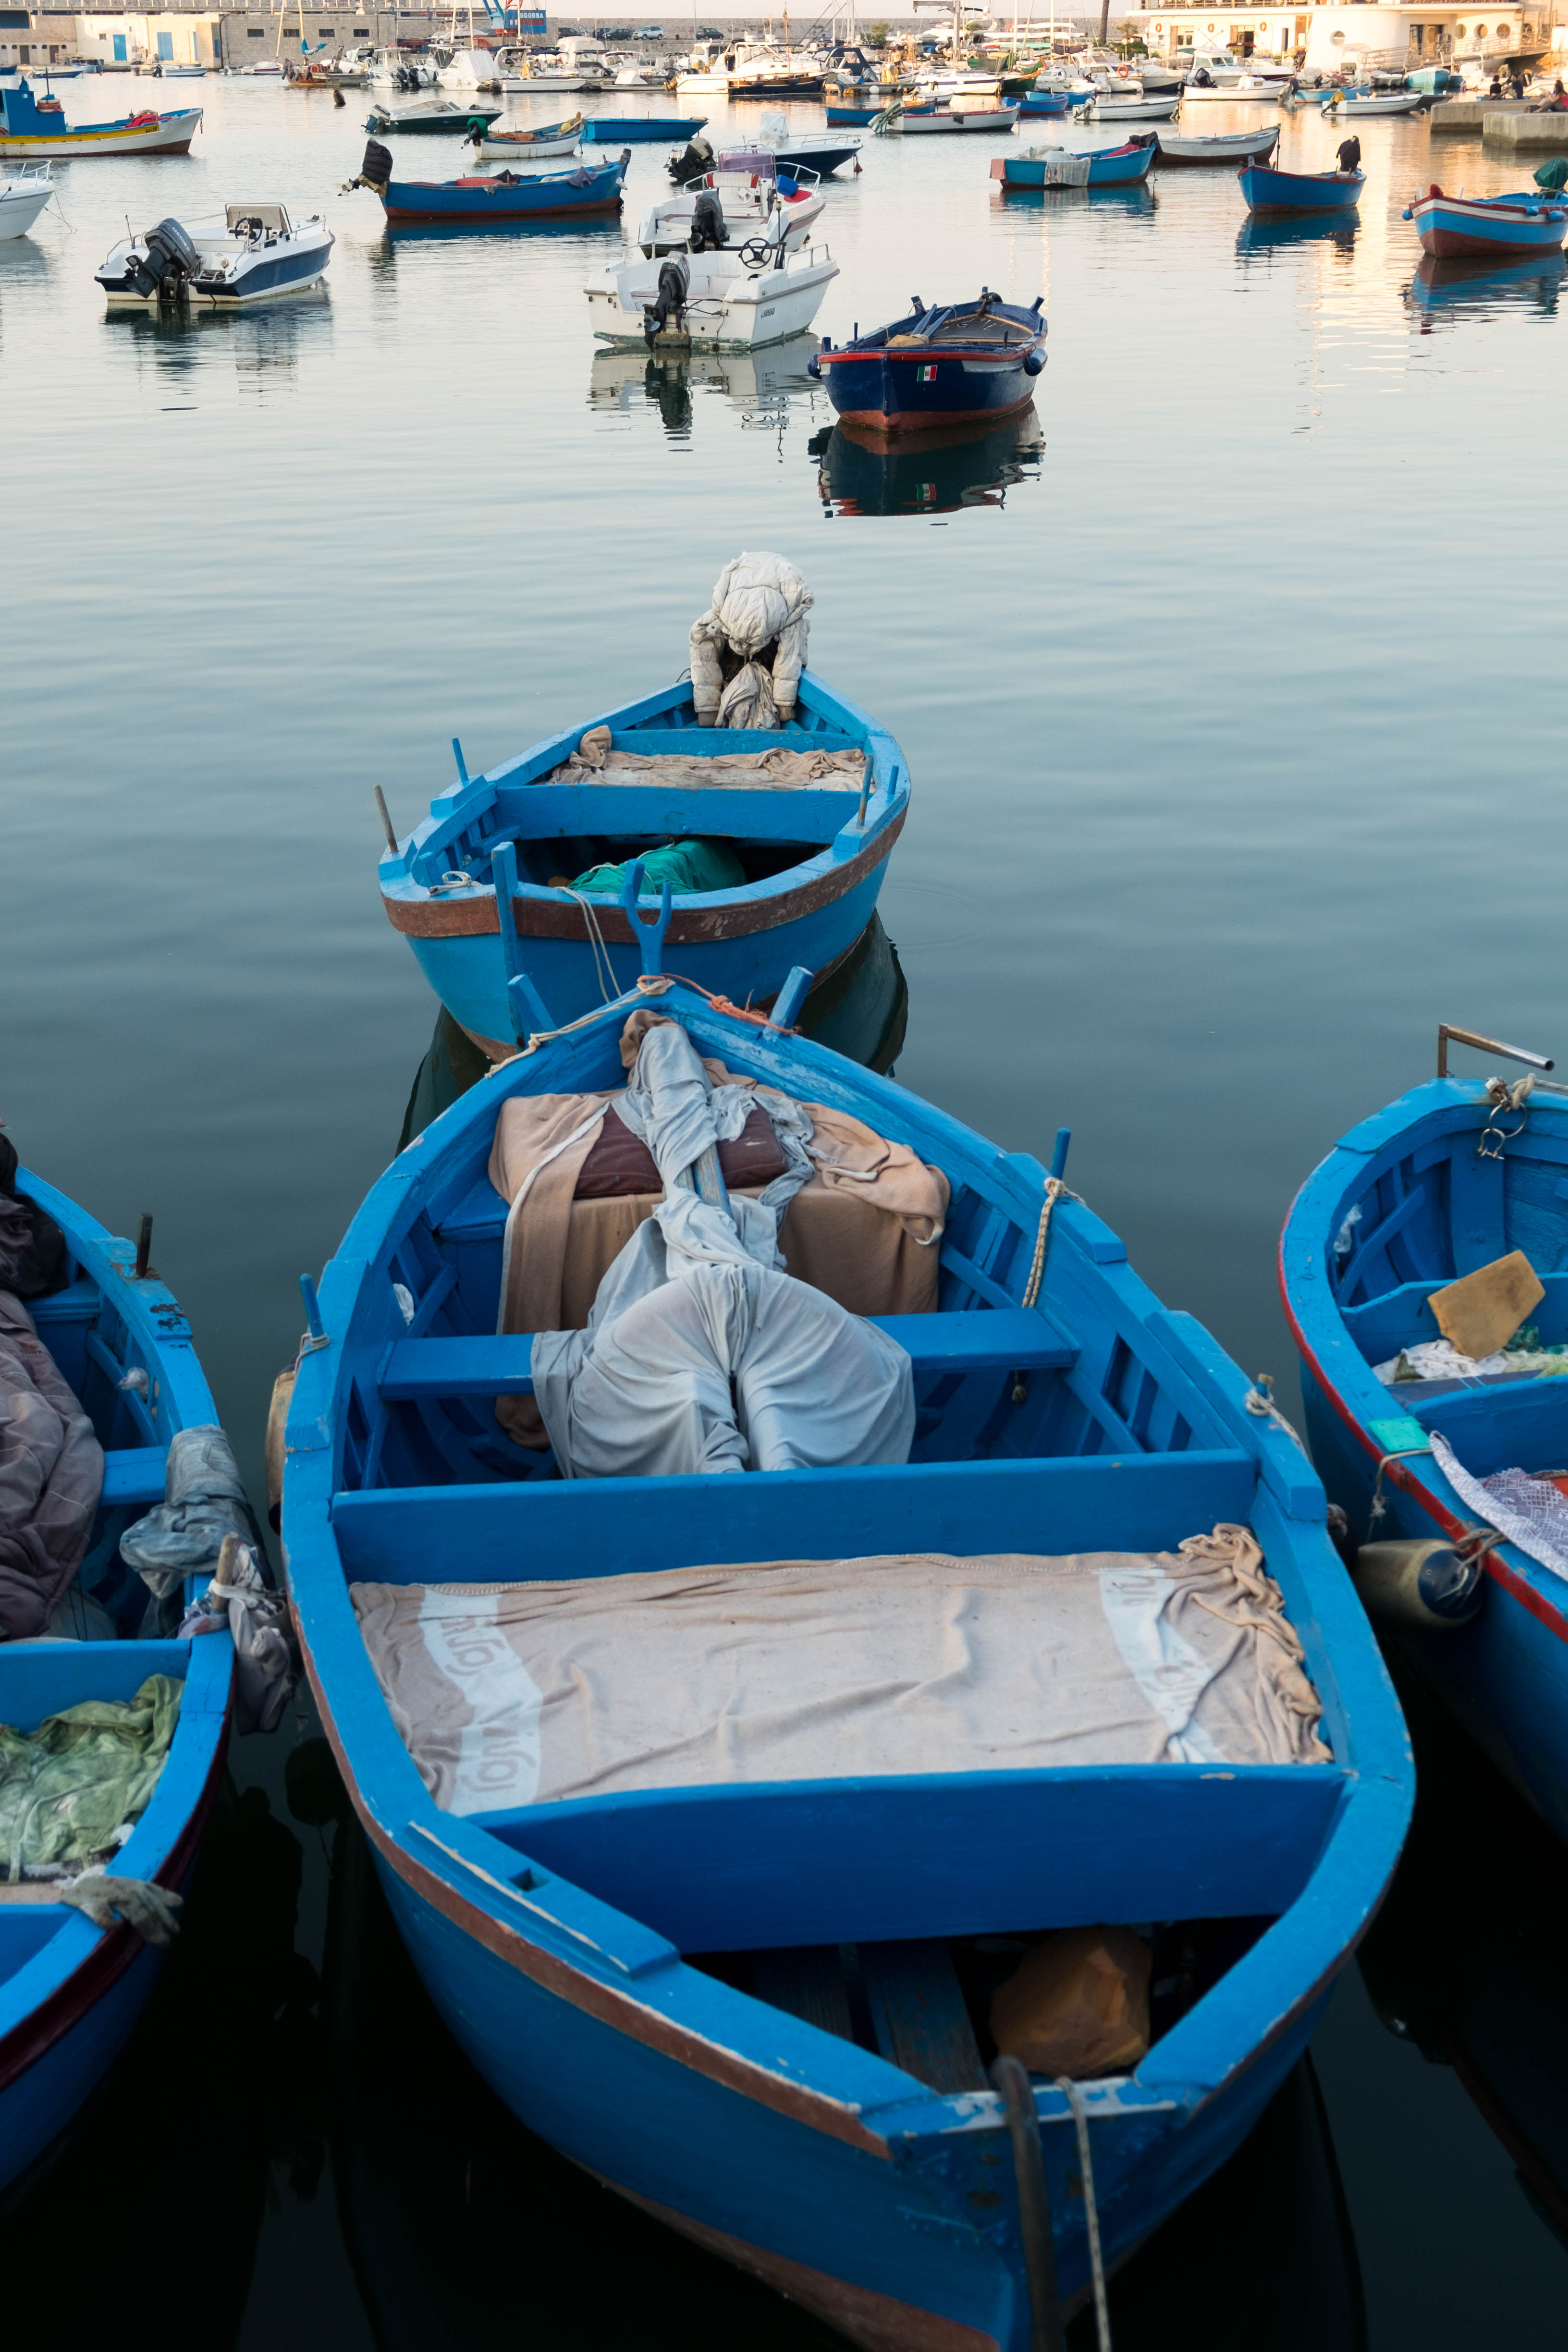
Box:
[354,138,393,191]
[128,215,200,304]
[688,187,726,253]
[643,254,689,345]
[668,132,713,182]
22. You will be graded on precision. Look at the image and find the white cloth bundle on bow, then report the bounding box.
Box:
[688,551,813,728]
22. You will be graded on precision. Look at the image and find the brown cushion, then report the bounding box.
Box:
[575,1103,790,1200]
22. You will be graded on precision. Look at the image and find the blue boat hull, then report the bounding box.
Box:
[371,1837,1321,2345]
[407,845,898,1046]
[1239,162,1362,213]
[582,115,705,141]
[815,296,1046,434]
[380,159,625,222]
[998,140,1154,187]
[1281,1071,1568,1848]
[1017,91,1075,116]
[826,103,882,124]
[0,1174,235,2192]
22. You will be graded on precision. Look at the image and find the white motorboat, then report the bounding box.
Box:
[436,48,502,90]
[153,63,206,79]
[0,164,52,239]
[366,50,440,89]
[1182,72,1281,103]
[586,240,838,350]
[96,203,333,306]
[1320,88,1427,117]
[469,110,582,159]
[1086,91,1179,120]
[241,61,284,77]
[898,98,1020,132]
[638,159,824,258]
[494,51,588,92]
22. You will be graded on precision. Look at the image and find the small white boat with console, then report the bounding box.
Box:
[0,162,52,238]
[585,238,838,351]
[1182,70,1281,103]
[1085,90,1179,120]
[637,156,824,258]
[96,203,333,306]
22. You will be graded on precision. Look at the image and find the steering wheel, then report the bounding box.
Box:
[737,237,772,267]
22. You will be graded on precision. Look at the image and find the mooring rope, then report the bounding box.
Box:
[1055,2077,1112,2352]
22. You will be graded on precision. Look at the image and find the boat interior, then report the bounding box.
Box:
[1320,1093,1568,1471]
[861,294,1044,352]
[304,996,1371,2095]
[396,690,901,910]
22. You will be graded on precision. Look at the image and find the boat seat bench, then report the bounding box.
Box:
[377,1308,1078,1401]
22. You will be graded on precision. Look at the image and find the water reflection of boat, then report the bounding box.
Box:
[1406,247,1566,319]
[1236,211,1358,257]
[588,332,819,427]
[326,1785,1364,2352]
[813,408,1044,518]
[1358,1662,1568,2246]
[398,911,907,1147]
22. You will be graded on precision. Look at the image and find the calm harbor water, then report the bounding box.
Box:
[5,73,1568,2343]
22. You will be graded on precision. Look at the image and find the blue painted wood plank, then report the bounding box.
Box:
[1416,1377,1568,1477]
[474,1764,1347,1952]
[331,1449,1258,1583]
[100,1446,168,1507]
[377,1310,1078,1401]
[861,1941,986,2094]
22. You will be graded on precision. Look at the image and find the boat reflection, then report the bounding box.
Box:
[0,1776,320,2344]
[399,911,908,1147]
[322,1785,1365,2352]
[812,407,1044,519]
[995,182,1156,219]
[1405,248,1566,326]
[1236,212,1359,259]
[1359,1662,1568,2243]
[100,290,332,392]
[588,333,820,436]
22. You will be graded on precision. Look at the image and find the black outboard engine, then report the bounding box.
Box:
[688,187,726,253]
[668,133,712,182]
[642,254,689,344]
[355,138,394,190]
[128,215,200,304]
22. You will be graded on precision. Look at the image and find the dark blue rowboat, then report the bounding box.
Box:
[582,114,706,142]
[0,1172,234,2193]
[282,980,1410,2349]
[992,135,1156,188]
[1017,89,1076,116]
[352,139,629,223]
[825,100,885,124]
[1238,160,1363,214]
[1281,1026,1568,1848]
[809,291,1045,433]
[379,668,909,1053]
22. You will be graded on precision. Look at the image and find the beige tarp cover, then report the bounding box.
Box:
[486,1018,949,1446]
[351,1525,1332,1819]
[546,725,866,791]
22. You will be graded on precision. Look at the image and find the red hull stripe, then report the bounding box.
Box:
[817,348,1034,367]
[0,1711,231,2097]
[1274,1225,1568,1649]
[833,394,1035,432]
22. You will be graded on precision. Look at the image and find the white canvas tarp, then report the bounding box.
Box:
[352,1524,1332,1819]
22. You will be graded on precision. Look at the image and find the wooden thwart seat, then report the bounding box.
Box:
[378,1308,1078,1402]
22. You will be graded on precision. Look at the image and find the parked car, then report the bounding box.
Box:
[635,22,664,36]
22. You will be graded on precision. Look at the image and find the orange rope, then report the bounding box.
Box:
[634,971,798,1035]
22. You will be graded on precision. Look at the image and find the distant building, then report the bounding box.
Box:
[1127,3,1563,71]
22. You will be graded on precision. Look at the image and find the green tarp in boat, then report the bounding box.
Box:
[0,1673,182,1877]
[569,837,747,897]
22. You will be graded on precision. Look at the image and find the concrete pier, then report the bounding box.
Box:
[1431,98,1529,133]
[1483,108,1568,147]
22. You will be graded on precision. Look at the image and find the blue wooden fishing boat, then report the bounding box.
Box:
[1238,159,1363,214]
[809,292,1045,433]
[1405,183,1568,258]
[351,138,629,223]
[0,1171,234,2193]
[992,135,1157,189]
[378,666,909,1053]
[583,113,706,142]
[282,979,1410,2349]
[0,74,200,158]
[1016,89,1076,117]
[1281,1023,1568,1850]
[825,99,885,124]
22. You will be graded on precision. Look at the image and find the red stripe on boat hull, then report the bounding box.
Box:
[832,393,1037,433]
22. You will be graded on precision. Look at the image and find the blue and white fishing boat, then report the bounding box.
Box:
[378,661,907,1053]
[282,979,1411,2349]
[1406,183,1568,258]
[351,137,629,223]
[0,1171,235,2193]
[1281,1023,1568,1850]
[95,203,334,306]
[0,74,199,158]
[1238,159,1363,213]
[809,291,1045,433]
[992,135,1157,189]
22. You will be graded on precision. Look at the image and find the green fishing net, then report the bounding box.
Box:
[569,837,747,897]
